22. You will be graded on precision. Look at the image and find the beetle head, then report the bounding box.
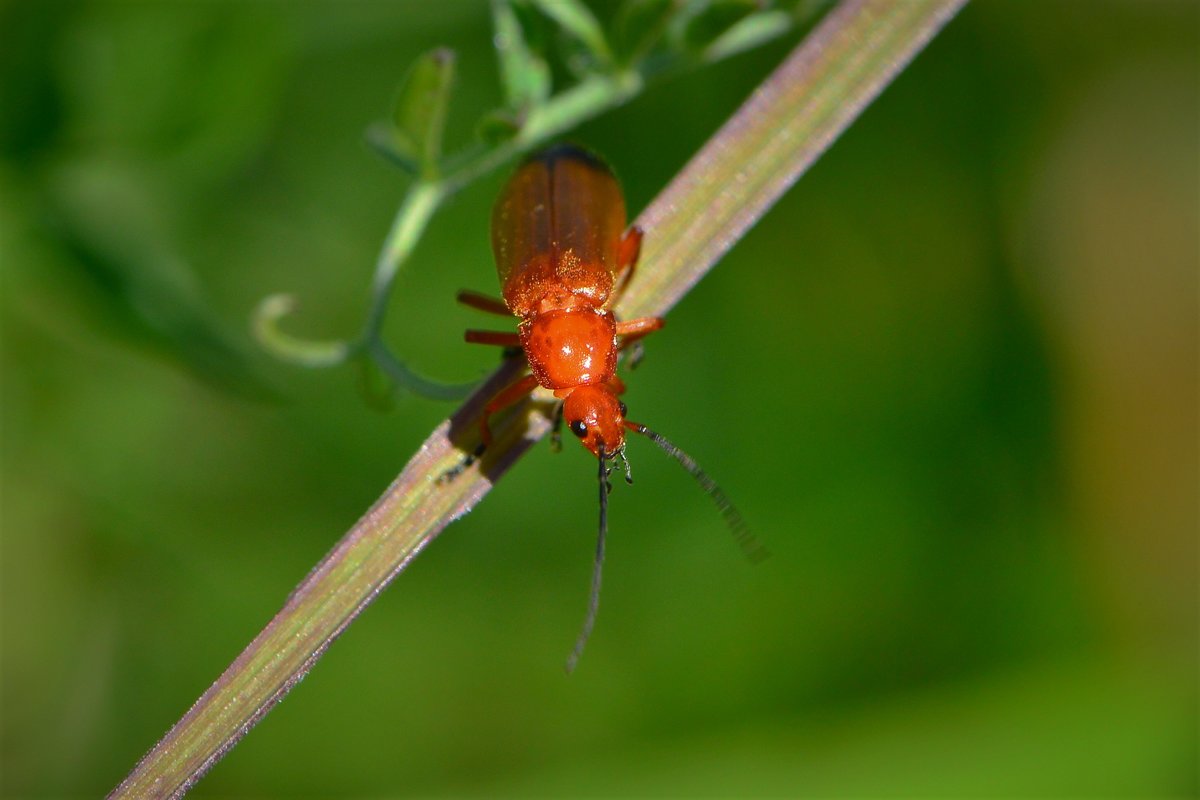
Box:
[562,384,627,458]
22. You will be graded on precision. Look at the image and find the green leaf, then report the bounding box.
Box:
[703,9,794,60]
[476,108,525,146]
[364,122,422,175]
[529,0,614,68]
[679,0,764,53]
[493,0,552,111]
[387,48,456,176]
[613,0,676,65]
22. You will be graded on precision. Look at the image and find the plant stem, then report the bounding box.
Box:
[620,0,969,320]
[359,180,479,400]
[110,2,967,796]
[364,180,444,339]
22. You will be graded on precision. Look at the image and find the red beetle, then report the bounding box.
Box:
[457,145,762,670]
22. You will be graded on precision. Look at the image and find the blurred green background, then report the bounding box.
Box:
[2,1,1196,797]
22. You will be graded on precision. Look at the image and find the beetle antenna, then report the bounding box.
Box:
[628,424,769,563]
[566,444,611,672]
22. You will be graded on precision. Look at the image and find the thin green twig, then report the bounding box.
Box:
[110,2,967,797]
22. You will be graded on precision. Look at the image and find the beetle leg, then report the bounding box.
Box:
[465,330,522,347]
[615,317,661,371]
[615,316,663,345]
[457,290,511,316]
[439,373,540,484]
[618,226,643,273]
[479,373,540,448]
[622,340,646,371]
[612,225,644,295]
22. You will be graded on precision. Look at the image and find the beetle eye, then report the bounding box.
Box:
[618,402,628,417]
[569,420,588,438]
